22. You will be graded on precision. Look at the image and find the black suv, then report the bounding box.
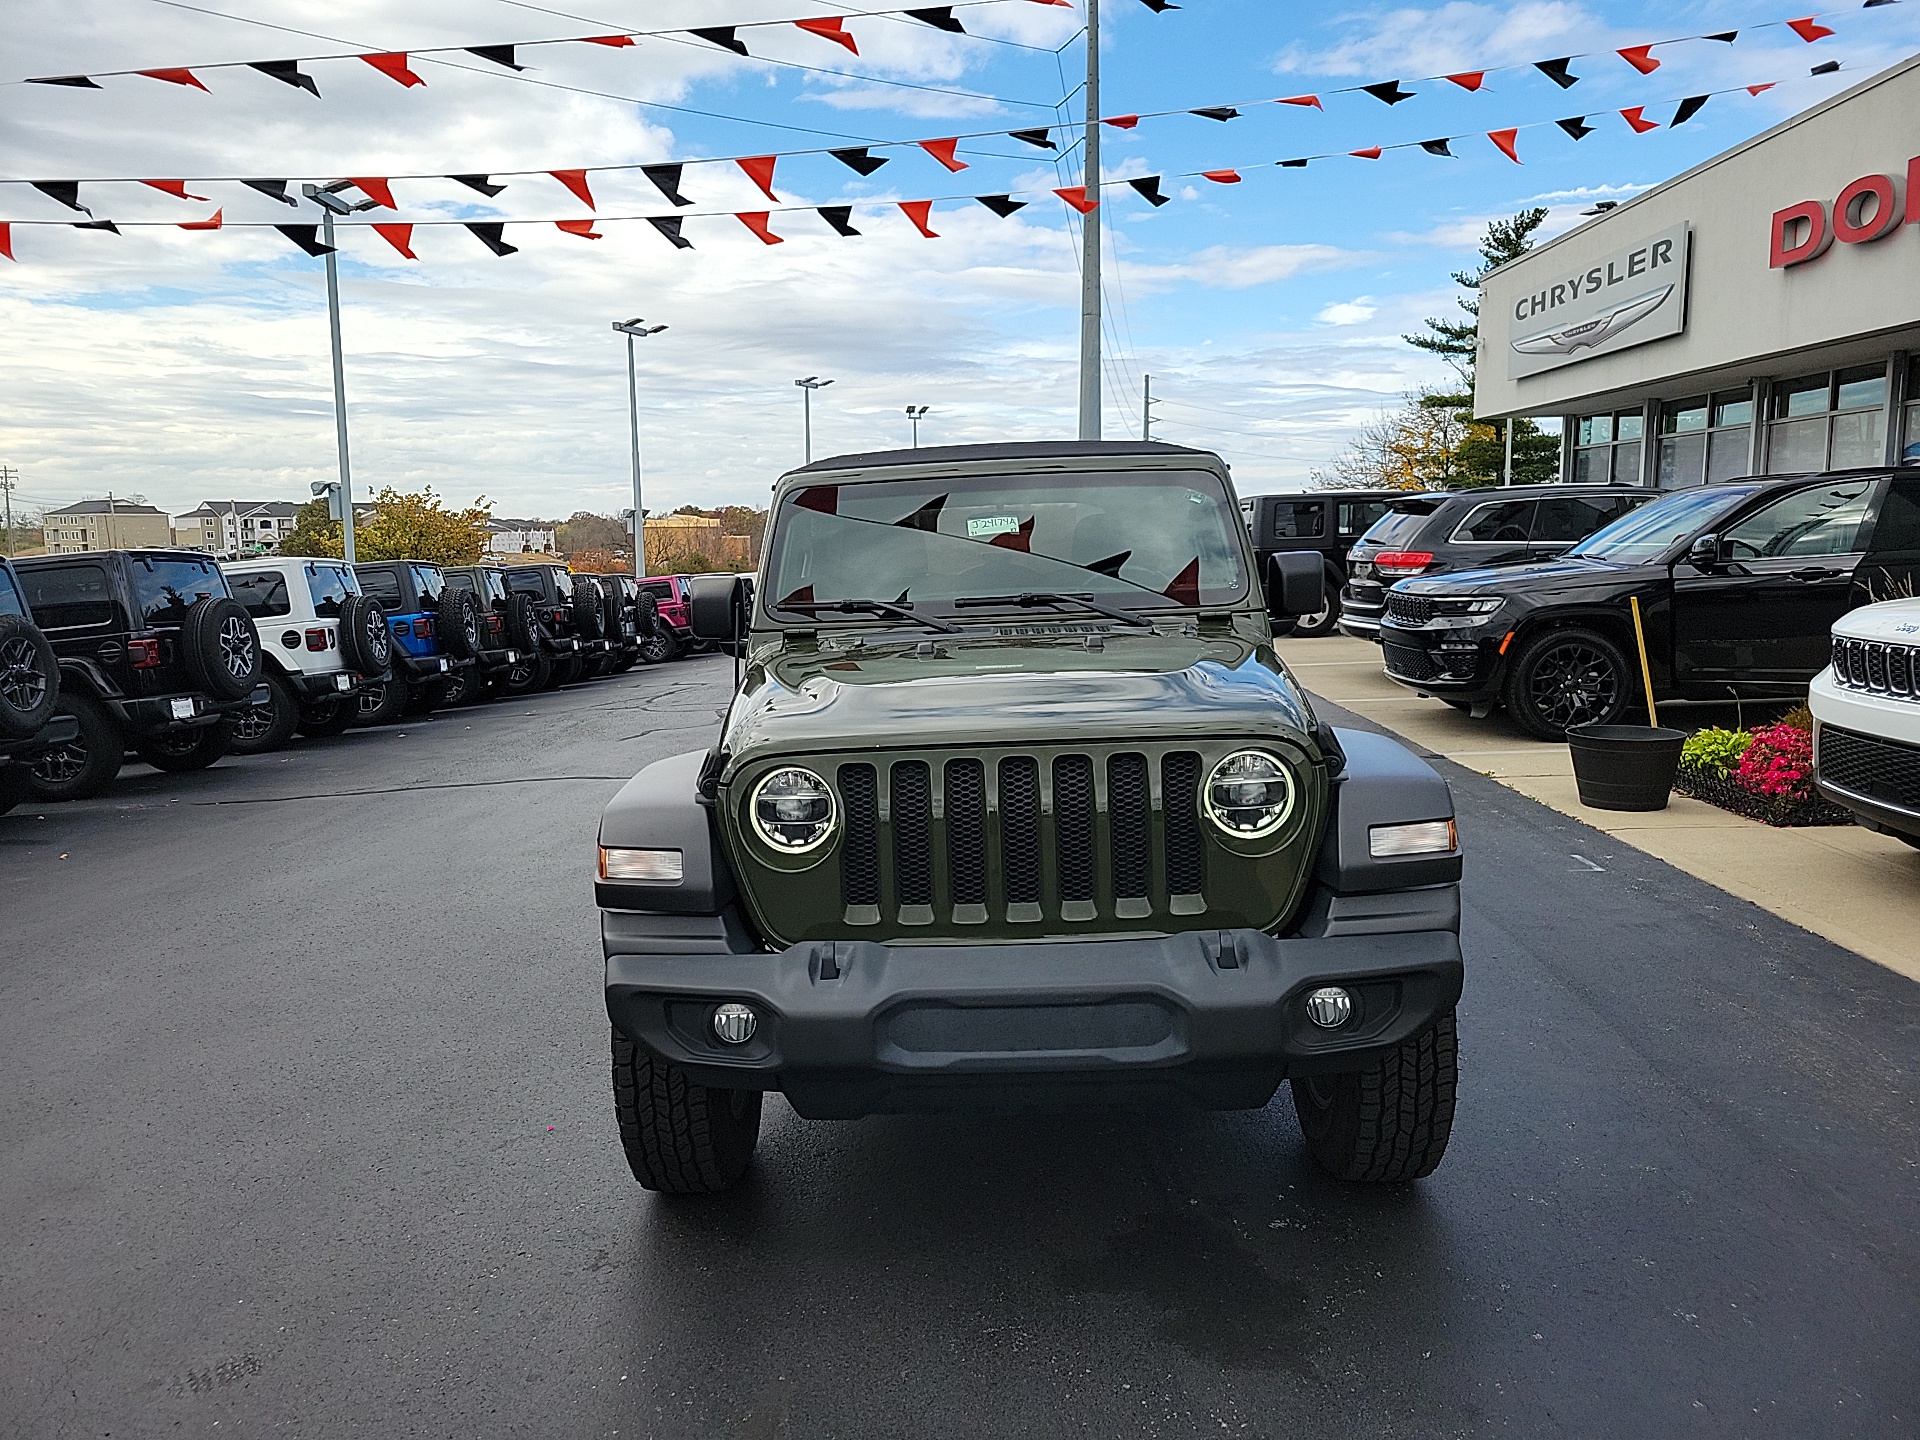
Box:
[1242,489,1401,637]
[441,564,538,704]
[352,561,481,722]
[503,563,606,688]
[1339,485,1653,642]
[1378,470,1920,739]
[16,549,264,799]
[0,557,80,817]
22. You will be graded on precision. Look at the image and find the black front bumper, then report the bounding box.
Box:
[1338,579,1385,640]
[606,925,1462,1119]
[1378,618,1505,702]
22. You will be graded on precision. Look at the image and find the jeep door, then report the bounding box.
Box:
[1670,476,1881,691]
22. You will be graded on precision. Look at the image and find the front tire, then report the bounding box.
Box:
[1500,627,1630,741]
[228,673,299,754]
[612,1030,762,1194]
[1290,1012,1457,1182]
[26,695,122,801]
[297,695,358,738]
[135,720,232,773]
[354,676,409,727]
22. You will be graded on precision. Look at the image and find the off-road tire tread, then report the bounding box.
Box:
[611,1029,759,1194]
[1293,1012,1457,1183]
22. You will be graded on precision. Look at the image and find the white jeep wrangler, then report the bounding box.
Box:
[222,557,394,752]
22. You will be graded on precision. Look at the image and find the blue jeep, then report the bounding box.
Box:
[351,561,481,724]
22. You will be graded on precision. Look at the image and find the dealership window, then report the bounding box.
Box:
[1903,365,1920,466]
[1657,391,1754,489]
[1767,365,1888,474]
[1572,409,1644,485]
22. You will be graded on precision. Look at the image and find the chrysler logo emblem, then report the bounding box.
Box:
[1512,284,1673,357]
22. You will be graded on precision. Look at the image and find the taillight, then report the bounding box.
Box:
[127,637,162,668]
[1374,551,1435,577]
[305,628,328,651]
[486,615,503,636]
[413,619,433,638]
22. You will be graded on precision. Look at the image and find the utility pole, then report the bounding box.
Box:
[107,490,117,550]
[1142,375,1156,441]
[0,466,16,557]
[1077,0,1102,440]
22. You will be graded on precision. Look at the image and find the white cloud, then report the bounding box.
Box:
[1315,296,1378,325]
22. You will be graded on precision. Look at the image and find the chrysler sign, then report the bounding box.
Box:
[1506,223,1690,378]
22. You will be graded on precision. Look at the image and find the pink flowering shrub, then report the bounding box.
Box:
[1731,721,1815,803]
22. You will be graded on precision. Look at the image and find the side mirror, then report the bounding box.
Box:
[1687,533,1721,568]
[687,574,746,642]
[1265,551,1325,619]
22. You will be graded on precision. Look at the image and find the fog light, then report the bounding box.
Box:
[712,1003,757,1045]
[1305,987,1354,1029]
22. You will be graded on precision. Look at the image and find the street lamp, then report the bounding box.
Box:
[906,405,929,448]
[301,180,381,564]
[794,376,833,464]
[613,317,668,574]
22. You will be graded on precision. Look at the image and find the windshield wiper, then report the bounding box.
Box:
[952,592,1156,629]
[776,598,962,634]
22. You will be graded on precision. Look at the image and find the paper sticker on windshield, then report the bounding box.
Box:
[967,515,1021,539]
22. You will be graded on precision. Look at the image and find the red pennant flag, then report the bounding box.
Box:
[1487,128,1521,163]
[990,517,1035,551]
[139,67,208,91]
[1054,186,1098,214]
[1747,82,1777,95]
[1103,114,1140,128]
[919,138,968,172]
[1445,71,1485,91]
[899,200,939,238]
[142,179,211,202]
[737,212,783,245]
[556,219,603,239]
[1026,0,1073,6]
[581,35,635,47]
[1163,558,1199,608]
[1349,146,1383,160]
[1201,169,1242,184]
[178,208,223,230]
[737,156,779,203]
[1279,94,1322,109]
[0,223,12,262]
[1616,45,1660,74]
[550,170,596,208]
[361,53,425,87]
[349,177,396,209]
[1620,106,1659,133]
[794,17,859,54]
[373,223,417,258]
[1786,16,1835,42]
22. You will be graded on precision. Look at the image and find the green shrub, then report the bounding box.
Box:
[1680,727,1751,777]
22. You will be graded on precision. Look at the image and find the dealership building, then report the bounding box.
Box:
[1475,54,1920,489]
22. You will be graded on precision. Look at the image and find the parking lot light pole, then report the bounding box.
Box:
[906,405,929,447]
[795,376,833,464]
[302,181,379,564]
[613,318,668,575]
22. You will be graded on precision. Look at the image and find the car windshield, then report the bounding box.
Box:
[0,567,22,619]
[1568,484,1767,561]
[763,469,1248,616]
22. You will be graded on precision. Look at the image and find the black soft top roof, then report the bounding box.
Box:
[788,439,1216,476]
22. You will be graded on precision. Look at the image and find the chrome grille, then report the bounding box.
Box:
[1386,591,1434,625]
[1831,636,1920,700]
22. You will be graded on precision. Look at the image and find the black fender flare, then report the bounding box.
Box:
[596,749,739,914]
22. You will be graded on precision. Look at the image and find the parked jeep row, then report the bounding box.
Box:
[0,548,707,813]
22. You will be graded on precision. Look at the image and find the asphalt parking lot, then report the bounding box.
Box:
[3,654,1917,1439]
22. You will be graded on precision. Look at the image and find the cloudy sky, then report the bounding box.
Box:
[4,0,1917,523]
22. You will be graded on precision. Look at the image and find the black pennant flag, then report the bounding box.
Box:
[1535,57,1578,88]
[907,8,966,33]
[975,193,1028,216]
[1556,116,1594,140]
[691,26,749,55]
[830,147,889,175]
[466,45,524,70]
[27,74,101,87]
[244,179,299,207]
[643,164,692,207]
[1419,138,1454,156]
[1671,95,1710,126]
[249,60,320,96]
[1361,81,1412,105]
[32,181,89,214]
[1190,106,1240,121]
[647,215,693,249]
[72,220,121,233]
[817,206,861,237]
[465,222,518,257]
[1139,0,1180,10]
[275,224,334,257]
[451,174,507,197]
[1126,176,1169,207]
[1704,30,1738,42]
[1278,157,1309,168]
[1009,128,1056,149]
[1811,59,1841,75]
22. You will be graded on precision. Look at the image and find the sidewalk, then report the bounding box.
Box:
[1279,634,1920,984]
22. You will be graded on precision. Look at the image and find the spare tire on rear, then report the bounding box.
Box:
[0,614,60,740]
[599,580,626,638]
[437,587,482,659]
[571,578,606,641]
[183,596,261,701]
[504,591,541,651]
[338,594,392,674]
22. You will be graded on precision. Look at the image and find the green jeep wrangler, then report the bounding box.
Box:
[596,441,1463,1192]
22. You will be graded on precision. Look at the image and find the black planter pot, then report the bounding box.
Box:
[1566,723,1687,811]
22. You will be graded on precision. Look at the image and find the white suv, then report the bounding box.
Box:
[222,557,394,751]
[1811,598,1920,848]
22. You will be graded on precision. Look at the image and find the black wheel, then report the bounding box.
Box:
[0,614,60,740]
[437,588,482,660]
[549,654,585,689]
[227,672,299,754]
[0,761,29,818]
[354,676,409,727]
[439,664,482,707]
[612,1029,762,1193]
[135,719,232,773]
[182,597,261,701]
[402,677,448,716]
[26,694,121,801]
[338,595,393,674]
[571,579,606,642]
[1500,627,1630,741]
[296,694,358,738]
[638,627,680,665]
[504,592,542,652]
[494,651,551,696]
[1290,1012,1457,1183]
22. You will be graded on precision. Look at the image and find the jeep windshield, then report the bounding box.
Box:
[763,469,1248,619]
[1568,483,1766,561]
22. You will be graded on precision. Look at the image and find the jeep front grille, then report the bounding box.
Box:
[1386,592,1434,625]
[1831,635,1920,700]
[1818,724,1920,811]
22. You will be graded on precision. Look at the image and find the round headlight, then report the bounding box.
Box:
[750,767,836,853]
[1202,750,1295,839]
